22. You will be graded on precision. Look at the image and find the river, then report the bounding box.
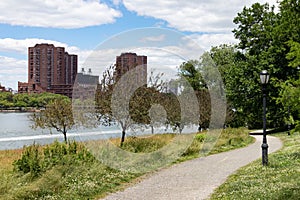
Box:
[0,112,129,150]
[0,113,182,150]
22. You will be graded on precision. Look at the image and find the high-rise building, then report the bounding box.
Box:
[18,43,78,98]
[114,52,147,83]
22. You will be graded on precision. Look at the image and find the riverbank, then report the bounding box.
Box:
[0,107,41,112]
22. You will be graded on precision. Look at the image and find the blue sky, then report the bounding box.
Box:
[0,0,277,90]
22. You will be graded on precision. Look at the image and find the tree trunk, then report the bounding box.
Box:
[151,125,154,134]
[63,127,67,143]
[120,130,126,147]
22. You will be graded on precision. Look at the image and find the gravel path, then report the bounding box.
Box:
[101,135,282,200]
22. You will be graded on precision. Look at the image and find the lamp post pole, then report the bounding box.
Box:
[260,70,270,166]
[262,84,268,165]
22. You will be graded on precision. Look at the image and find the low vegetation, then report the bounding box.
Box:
[0,128,253,199]
[210,132,300,200]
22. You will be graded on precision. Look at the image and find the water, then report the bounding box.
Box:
[0,112,125,150]
[0,113,179,150]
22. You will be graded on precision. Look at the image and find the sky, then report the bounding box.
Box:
[0,0,278,90]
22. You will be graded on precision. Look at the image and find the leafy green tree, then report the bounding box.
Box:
[178,60,206,90]
[231,0,299,128]
[0,92,14,108]
[30,98,74,142]
[278,39,300,133]
[13,93,30,107]
[278,79,300,133]
[178,60,210,130]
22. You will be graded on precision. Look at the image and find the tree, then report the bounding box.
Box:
[96,65,165,146]
[13,93,30,107]
[0,92,14,108]
[277,79,300,133]
[178,60,206,90]
[277,39,300,133]
[178,60,210,130]
[30,97,74,142]
[230,0,299,128]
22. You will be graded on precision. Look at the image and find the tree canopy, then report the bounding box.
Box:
[0,92,67,109]
[229,0,299,129]
[176,0,299,130]
[30,97,74,142]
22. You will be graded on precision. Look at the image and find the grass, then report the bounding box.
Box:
[210,132,300,200]
[111,133,176,153]
[0,128,254,200]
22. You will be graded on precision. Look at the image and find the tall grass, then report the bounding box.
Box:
[210,132,300,200]
[0,128,254,200]
[111,134,176,153]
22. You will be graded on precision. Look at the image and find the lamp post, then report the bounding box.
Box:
[260,70,270,166]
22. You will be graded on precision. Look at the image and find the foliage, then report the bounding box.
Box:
[223,0,300,129]
[178,61,211,130]
[210,132,300,200]
[13,140,94,178]
[0,92,67,109]
[96,65,167,146]
[30,98,74,142]
[0,92,14,108]
[178,60,206,90]
[13,143,42,176]
[277,79,300,133]
[178,45,240,128]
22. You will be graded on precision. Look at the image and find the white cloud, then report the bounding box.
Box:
[140,34,166,43]
[111,0,122,6]
[0,37,90,63]
[122,0,279,32]
[185,33,238,51]
[0,56,27,90]
[0,38,78,54]
[0,0,122,28]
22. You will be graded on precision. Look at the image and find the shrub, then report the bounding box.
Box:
[13,140,95,177]
[13,143,42,176]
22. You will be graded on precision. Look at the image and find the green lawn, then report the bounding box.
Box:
[210,132,300,200]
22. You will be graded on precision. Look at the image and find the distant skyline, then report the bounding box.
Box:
[0,0,278,90]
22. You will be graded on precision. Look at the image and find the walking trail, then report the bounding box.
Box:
[101,135,282,200]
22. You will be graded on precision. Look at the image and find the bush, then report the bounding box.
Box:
[13,143,42,176]
[13,140,94,177]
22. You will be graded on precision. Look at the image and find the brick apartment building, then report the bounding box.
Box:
[114,52,147,83]
[18,43,77,98]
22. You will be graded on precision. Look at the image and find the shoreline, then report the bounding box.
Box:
[0,108,41,113]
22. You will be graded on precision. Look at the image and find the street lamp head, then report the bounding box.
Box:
[260,70,270,84]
